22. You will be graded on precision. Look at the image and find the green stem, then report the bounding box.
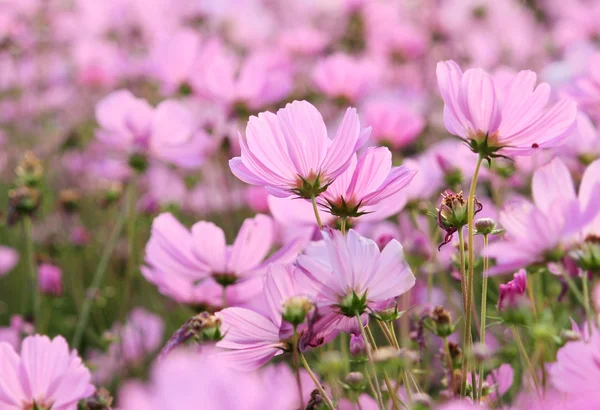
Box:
[292,327,305,409]
[402,371,413,403]
[511,325,541,393]
[443,337,456,397]
[72,202,128,350]
[560,268,587,308]
[340,217,347,235]
[477,234,489,400]
[462,154,484,398]
[310,194,323,229]
[582,273,594,334]
[357,314,385,410]
[23,216,39,327]
[457,228,467,315]
[300,353,335,409]
[121,182,137,318]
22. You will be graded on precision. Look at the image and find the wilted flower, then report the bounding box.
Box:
[437,190,482,249]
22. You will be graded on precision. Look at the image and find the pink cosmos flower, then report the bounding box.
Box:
[564,53,600,120]
[119,350,311,410]
[549,324,600,394]
[230,100,369,199]
[0,316,33,350]
[312,53,378,103]
[562,113,600,162]
[0,335,94,410]
[486,157,600,274]
[215,264,313,369]
[0,246,19,276]
[318,147,417,218]
[363,99,425,149]
[95,90,207,168]
[498,270,527,311]
[297,229,415,336]
[38,263,62,296]
[437,60,577,158]
[142,213,303,308]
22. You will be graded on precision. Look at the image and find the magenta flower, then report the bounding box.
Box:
[437,60,577,158]
[498,270,527,312]
[229,100,369,199]
[297,229,415,336]
[0,335,94,410]
[215,264,313,369]
[95,90,207,169]
[319,147,417,218]
[486,157,600,274]
[38,263,63,296]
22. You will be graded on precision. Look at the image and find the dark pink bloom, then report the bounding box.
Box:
[498,269,527,311]
[38,263,62,296]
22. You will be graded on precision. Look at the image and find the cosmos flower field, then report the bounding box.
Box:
[2,0,600,409]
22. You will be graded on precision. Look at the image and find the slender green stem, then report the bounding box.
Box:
[357,314,385,410]
[72,202,128,350]
[383,370,403,410]
[300,353,335,409]
[292,327,305,409]
[582,273,594,334]
[340,217,347,235]
[560,268,587,307]
[477,234,489,400]
[462,154,484,398]
[511,325,540,393]
[457,228,467,314]
[121,182,137,318]
[443,337,456,397]
[310,194,323,229]
[402,370,413,403]
[23,216,39,326]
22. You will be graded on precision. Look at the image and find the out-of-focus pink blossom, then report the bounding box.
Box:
[0,246,19,276]
[38,263,63,296]
[437,60,577,157]
[498,270,527,311]
[363,99,425,149]
[312,53,378,102]
[230,100,368,198]
[0,335,94,410]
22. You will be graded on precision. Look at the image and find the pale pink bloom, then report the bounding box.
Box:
[498,269,527,311]
[278,26,328,56]
[363,99,425,149]
[119,350,310,410]
[549,325,600,394]
[437,60,577,157]
[486,157,600,274]
[514,391,600,410]
[0,335,94,410]
[72,38,121,89]
[38,263,62,296]
[215,264,311,369]
[562,113,600,160]
[297,229,415,336]
[338,394,379,410]
[312,53,378,102]
[0,316,32,350]
[244,186,270,213]
[564,53,600,120]
[268,195,335,244]
[95,90,206,168]
[230,100,368,198]
[0,246,19,276]
[139,165,187,210]
[114,308,164,364]
[143,213,302,308]
[486,364,514,402]
[191,38,293,110]
[552,0,600,49]
[318,147,417,218]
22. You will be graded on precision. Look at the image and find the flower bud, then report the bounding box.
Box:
[15,151,43,187]
[59,189,81,214]
[80,387,113,410]
[475,217,499,236]
[7,186,41,224]
[448,342,463,368]
[38,263,63,296]
[430,306,455,338]
[349,333,366,357]
[345,372,365,390]
[570,235,600,273]
[559,329,581,343]
[128,152,149,173]
[101,182,123,207]
[282,296,314,326]
[498,269,527,312]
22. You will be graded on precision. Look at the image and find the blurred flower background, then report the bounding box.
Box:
[2,0,600,409]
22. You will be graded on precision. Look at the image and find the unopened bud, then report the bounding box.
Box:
[59,189,81,214]
[7,186,41,224]
[16,151,43,187]
[349,333,366,357]
[412,393,432,410]
[282,296,314,326]
[475,218,499,236]
[345,372,365,390]
[128,152,149,173]
[448,342,463,368]
[38,263,63,296]
[318,351,344,375]
[102,182,123,207]
[471,342,492,364]
[559,329,581,343]
[431,306,454,337]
